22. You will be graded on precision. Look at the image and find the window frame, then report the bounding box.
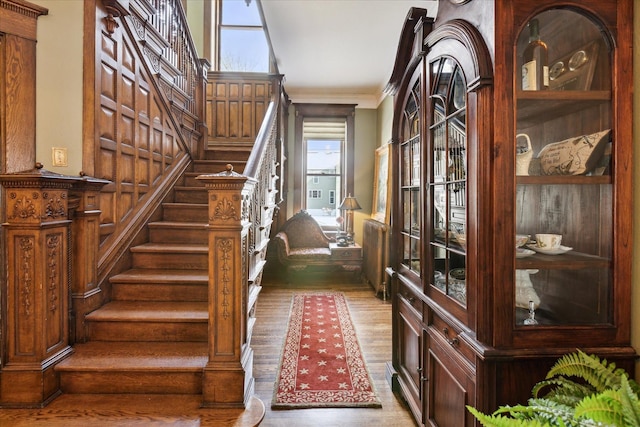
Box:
[293,104,356,216]
[206,0,272,72]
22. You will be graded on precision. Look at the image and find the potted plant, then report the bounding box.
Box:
[467,349,640,426]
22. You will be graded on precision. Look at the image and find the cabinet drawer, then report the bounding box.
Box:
[398,281,423,316]
[330,246,362,259]
[429,312,476,367]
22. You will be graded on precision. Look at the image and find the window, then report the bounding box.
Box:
[294,104,356,228]
[306,138,341,221]
[217,0,269,72]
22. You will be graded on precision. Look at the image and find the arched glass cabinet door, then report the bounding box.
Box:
[514,9,613,327]
[399,76,422,279]
[429,57,467,308]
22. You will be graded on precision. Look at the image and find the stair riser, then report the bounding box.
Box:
[175,191,208,204]
[183,175,207,187]
[149,228,208,244]
[87,321,207,342]
[112,283,207,302]
[59,372,202,394]
[132,253,208,269]
[162,206,208,222]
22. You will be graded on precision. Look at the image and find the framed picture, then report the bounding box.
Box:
[372,143,391,224]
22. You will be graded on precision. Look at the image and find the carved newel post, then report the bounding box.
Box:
[197,165,257,408]
[0,165,77,407]
[68,174,110,343]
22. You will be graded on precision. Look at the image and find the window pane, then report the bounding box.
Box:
[306,139,342,226]
[220,29,269,72]
[221,0,262,25]
[307,140,341,174]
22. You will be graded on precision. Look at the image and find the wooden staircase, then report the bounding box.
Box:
[55,155,248,395]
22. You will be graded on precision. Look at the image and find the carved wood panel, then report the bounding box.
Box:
[95,12,185,248]
[205,74,272,148]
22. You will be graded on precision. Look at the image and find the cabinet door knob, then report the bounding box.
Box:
[442,327,459,346]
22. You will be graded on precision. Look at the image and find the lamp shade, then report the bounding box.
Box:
[339,194,361,210]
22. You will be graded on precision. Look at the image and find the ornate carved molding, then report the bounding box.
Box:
[0,0,48,41]
[212,197,240,222]
[43,191,67,219]
[217,239,233,320]
[102,0,130,35]
[8,193,39,220]
[143,45,161,73]
[19,236,35,317]
[46,234,60,312]
[130,13,145,39]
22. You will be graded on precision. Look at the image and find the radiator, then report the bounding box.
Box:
[362,219,389,299]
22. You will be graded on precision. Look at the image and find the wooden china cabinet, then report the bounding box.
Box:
[385,1,635,426]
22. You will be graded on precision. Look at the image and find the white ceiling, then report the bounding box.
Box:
[260,0,438,108]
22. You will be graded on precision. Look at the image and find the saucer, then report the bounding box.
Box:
[516,248,535,258]
[527,244,573,255]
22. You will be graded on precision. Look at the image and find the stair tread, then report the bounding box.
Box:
[110,268,208,283]
[56,342,208,370]
[86,301,207,321]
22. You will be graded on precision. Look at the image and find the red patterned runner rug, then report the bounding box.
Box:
[272,292,382,409]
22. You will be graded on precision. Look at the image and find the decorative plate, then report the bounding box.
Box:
[569,50,588,71]
[516,248,535,258]
[527,244,573,255]
[549,61,565,80]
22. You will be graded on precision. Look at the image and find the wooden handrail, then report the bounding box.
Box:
[244,102,277,178]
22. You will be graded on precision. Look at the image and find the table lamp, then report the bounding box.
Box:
[339,194,361,245]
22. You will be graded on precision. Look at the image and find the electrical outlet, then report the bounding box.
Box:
[52,147,68,167]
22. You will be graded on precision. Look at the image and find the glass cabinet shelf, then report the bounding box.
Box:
[516,251,609,269]
[517,176,610,184]
[516,92,610,128]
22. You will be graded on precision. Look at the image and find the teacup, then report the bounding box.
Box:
[515,234,530,248]
[535,233,562,249]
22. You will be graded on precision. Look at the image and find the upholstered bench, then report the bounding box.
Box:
[272,210,361,280]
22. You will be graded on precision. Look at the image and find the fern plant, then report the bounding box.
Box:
[466,350,640,427]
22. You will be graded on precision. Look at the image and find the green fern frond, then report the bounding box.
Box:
[572,377,640,427]
[546,350,627,392]
[574,389,626,426]
[468,352,639,427]
[522,399,575,426]
[493,403,538,419]
[615,376,640,427]
[627,376,640,397]
[533,376,594,403]
[466,405,550,427]
[492,400,575,426]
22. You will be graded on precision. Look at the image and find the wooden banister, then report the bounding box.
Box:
[196,73,285,407]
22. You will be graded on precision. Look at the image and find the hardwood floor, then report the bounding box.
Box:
[254,275,415,426]
[0,273,416,426]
